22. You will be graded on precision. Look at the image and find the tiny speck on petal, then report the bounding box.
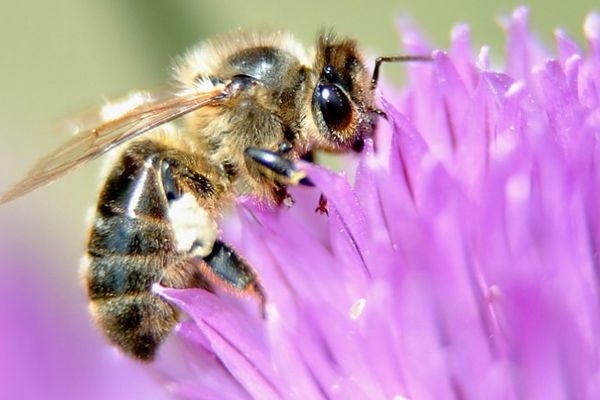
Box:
[349,298,367,320]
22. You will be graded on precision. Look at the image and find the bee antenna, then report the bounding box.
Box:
[370,55,432,91]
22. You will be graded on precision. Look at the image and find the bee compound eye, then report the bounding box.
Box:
[317,83,353,133]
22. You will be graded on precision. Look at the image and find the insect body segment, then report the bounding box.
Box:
[85,141,202,359]
[84,139,262,360]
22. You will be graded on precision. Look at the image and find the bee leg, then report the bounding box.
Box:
[159,154,223,260]
[273,183,295,207]
[160,152,266,316]
[200,239,266,317]
[245,148,331,212]
[244,147,313,186]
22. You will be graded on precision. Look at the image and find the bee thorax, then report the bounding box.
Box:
[167,193,218,257]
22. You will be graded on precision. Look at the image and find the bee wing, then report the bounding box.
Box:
[0,85,228,205]
[51,85,176,139]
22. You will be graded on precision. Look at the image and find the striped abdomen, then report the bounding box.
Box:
[83,141,212,361]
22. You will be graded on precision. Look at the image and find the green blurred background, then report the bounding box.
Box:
[0,0,597,398]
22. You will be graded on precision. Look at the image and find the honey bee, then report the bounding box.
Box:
[0,29,429,361]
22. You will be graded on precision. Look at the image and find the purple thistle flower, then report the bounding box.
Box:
[0,246,171,400]
[155,7,600,399]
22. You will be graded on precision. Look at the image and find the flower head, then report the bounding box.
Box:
[156,8,600,399]
[0,248,170,400]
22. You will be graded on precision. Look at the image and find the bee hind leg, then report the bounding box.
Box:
[198,239,267,317]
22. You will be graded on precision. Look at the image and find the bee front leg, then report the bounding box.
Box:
[244,147,312,186]
[243,147,333,213]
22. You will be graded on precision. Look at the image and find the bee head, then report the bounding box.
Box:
[311,32,376,152]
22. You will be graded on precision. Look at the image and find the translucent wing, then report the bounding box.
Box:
[0,85,228,205]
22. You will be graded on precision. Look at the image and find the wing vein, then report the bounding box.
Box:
[0,86,228,205]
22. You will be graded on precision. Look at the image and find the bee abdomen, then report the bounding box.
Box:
[89,293,177,361]
[83,140,225,360]
[89,213,173,256]
[85,252,165,300]
[83,141,198,360]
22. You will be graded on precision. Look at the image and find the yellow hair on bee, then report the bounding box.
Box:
[175,30,310,88]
